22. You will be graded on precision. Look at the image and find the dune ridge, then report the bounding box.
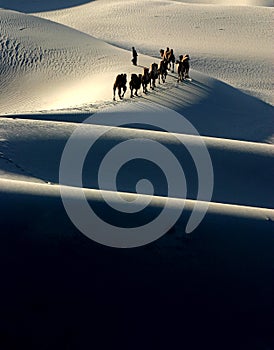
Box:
[1,177,273,217]
[0,2,273,226]
[0,116,273,210]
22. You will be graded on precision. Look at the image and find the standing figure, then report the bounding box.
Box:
[132,47,138,66]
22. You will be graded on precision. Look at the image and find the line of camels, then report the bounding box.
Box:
[113,48,191,101]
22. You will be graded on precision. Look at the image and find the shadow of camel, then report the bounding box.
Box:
[0,0,94,13]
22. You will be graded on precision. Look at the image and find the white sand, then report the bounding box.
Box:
[0,0,273,238]
[36,0,273,104]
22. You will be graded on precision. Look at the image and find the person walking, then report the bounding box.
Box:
[132,47,138,66]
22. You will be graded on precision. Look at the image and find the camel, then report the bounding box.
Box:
[182,54,190,78]
[141,67,150,94]
[165,49,175,72]
[164,47,170,60]
[176,54,190,82]
[176,59,184,82]
[129,73,142,97]
[158,59,168,83]
[113,73,127,101]
[149,63,158,89]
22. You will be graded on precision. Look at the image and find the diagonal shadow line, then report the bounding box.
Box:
[0,0,96,13]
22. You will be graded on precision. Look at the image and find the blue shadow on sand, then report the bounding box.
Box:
[0,0,94,13]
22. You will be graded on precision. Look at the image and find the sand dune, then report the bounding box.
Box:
[0,9,155,113]
[0,4,273,220]
[0,2,272,228]
[0,177,273,230]
[2,0,272,12]
[1,0,273,115]
[0,9,273,141]
[1,113,273,209]
[37,0,274,104]
[0,1,273,347]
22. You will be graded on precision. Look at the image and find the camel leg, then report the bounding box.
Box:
[122,86,127,98]
[113,85,116,101]
[119,86,124,99]
[178,71,182,82]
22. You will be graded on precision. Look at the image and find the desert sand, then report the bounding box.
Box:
[0,1,273,348]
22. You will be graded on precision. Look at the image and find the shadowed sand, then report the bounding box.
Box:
[0,0,94,13]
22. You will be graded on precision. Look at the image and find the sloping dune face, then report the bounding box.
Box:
[0,10,108,112]
[0,9,155,113]
[39,0,273,104]
[1,0,273,114]
[0,0,272,13]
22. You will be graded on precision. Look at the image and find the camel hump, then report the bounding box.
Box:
[114,74,122,84]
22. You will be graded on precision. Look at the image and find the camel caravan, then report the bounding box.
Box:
[113,48,191,101]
